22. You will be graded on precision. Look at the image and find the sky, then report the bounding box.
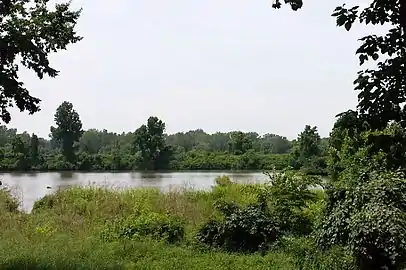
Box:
[8,0,370,139]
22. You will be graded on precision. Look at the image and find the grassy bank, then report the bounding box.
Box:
[0,176,353,270]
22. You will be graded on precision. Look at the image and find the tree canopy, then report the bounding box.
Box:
[0,0,82,123]
[50,101,83,163]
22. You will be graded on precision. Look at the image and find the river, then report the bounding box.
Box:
[0,171,268,212]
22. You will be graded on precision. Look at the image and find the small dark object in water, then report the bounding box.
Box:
[46,186,51,189]
[0,180,2,186]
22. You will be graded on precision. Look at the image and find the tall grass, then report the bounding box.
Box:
[0,180,351,270]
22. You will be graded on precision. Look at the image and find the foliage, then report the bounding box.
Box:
[291,125,327,175]
[261,133,293,154]
[227,131,253,155]
[0,183,346,270]
[325,92,406,270]
[174,150,291,171]
[322,2,406,268]
[2,0,405,268]
[197,171,321,252]
[0,0,82,123]
[11,135,29,170]
[265,171,321,236]
[318,170,406,269]
[214,175,233,187]
[196,198,281,253]
[0,113,327,172]
[32,194,56,212]
[329,121,406,181]
[331,0,405,131]
[103,212,185,244]
[133,116,170,170]
[327,0,406,179]
[30,134,39,168]
[50,102,83,163]
[272,0,303,11]
[280,237,356,270]
[0,188,19,213]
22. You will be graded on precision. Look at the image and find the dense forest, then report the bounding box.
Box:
[0,101,328,173]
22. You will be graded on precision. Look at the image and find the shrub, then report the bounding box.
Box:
[265,171,321,236]
[214,175,233,187]
[32,194,56,212]
[0,189,19,213]
[302,194,326,231]
[198,171,322,253]
[318,171,406,269]
[104,212,185,244]
[196,198,281,253]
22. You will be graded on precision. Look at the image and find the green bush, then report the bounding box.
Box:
[197,171,323,253]
[265,171,321,236]
[106,212,185,244]
[0,189,19,213]
[196,198,281,253]
[32,195,56,212]
[318,171,406,269]
[214,175,233,187]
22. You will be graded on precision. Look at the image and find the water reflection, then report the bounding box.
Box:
[58,171,75,179]
[11,172,39,177]
[9,172,34,177]
[138,172,164,189]
[136,172,163,179]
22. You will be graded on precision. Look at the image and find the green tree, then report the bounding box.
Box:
[0,0,82,123]
[0,126,17,146]
[110,141,123,170]
[260,134,292,154]
[291,125,326,174]
[327,0,406,174]
[331,1,405,130]
[133,116,168,170]
[30,133,39,167]
[319,0,406,268]
[79,129,102,154]
[11,135,29,170]
[209,132,230,152]
[50,101,83,163]
[166,129,210,152]
[228,131,252,155]
[291,126,320,162]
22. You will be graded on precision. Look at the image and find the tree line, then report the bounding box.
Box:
[0,101,328,173]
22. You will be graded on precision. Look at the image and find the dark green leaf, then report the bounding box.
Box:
[344,21,352,31]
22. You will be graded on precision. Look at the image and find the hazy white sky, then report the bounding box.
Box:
[8,0,369,139]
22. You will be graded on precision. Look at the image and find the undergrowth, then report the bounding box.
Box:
[0,174,354,269]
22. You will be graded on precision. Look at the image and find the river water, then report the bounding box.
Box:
[0,171,268,212]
